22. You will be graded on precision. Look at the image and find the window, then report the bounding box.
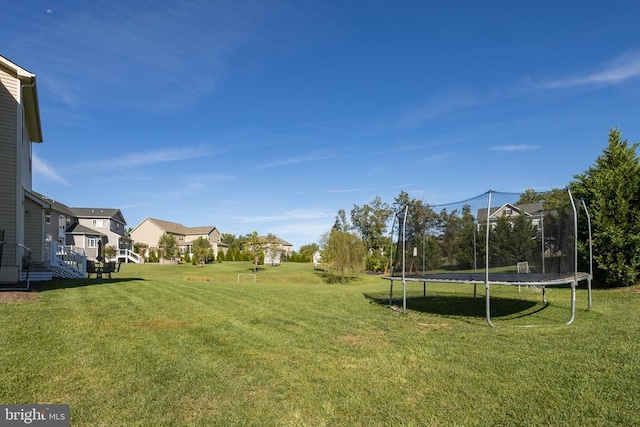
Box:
[505,208,512,216]
[88,238,98,248]
[46,215,51,224]
[92,219,107,228]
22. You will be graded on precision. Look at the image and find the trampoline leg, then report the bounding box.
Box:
[389,280,393,307]
[423,282,426,298]
[474,284,477,298]
[542,285,547,304]
[402,279,407,314]
[566,281,577,325]
[485,283,495,327]
[588,278,592,310]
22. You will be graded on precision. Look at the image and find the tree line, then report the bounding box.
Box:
[149,231,321,268]
[319,128,640,287]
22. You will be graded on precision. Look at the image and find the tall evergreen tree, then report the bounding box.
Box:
[572,128,640,287]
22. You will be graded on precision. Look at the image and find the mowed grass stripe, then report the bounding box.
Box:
[1,262,638,425]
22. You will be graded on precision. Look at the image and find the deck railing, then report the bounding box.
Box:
[46,241,86,277]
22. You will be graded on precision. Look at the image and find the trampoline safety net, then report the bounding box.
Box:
[388,188,590,281]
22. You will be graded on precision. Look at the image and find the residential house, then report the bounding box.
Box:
[0,55,50,284]
[476,202,544,229]
[130,218,228,261]
[261,236,294,266]
[69,207,133,262]
[312,250,322,267]
[33,192,137,264]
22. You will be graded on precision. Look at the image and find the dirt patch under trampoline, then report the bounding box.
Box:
[0,291,40,303]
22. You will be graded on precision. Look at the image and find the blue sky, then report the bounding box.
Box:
[3,1,640,250]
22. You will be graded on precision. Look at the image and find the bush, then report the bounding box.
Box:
[148,250,159,263]
[365,252,386,272]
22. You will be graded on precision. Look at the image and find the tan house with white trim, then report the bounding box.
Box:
[260,235,293,265]
[0,55,49,284]
[130,218,228,260]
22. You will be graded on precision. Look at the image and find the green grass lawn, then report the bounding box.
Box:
[1,262,639,426]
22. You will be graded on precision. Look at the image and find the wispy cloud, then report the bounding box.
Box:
[4,1,290,113]
[33,154,70,185]
[417,152,453,165]
[534,51,640,89]
[255,150,335,169]
[491,144,541,152]
[395,51,640,130]
[397,88,483,127]
[74,145,213,170]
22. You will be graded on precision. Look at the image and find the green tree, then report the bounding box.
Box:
[298,243,319,263]
[392,191,439,273]
[320,229,366,283]
[540,188,571,211]
[104,245,117,262]
[243,231,264,272]
[333,209,350,232]
[157,233,178,261]
[572,128,640,287]
[511,213,537,263]
[489,216,514,266]
[517,188,541,204]
[192,236,213,264]
[439,208,464,265]
[351,196,393,252]
[423,236,443,271]
[454,205,478,270]
[264,233,281,266]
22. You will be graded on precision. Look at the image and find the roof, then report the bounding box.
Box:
[476,202,544,222]
[31,191,75,217]
[71,207,127,224]
[0,55,43,143]
[259,236,293,246]
[137,218,218,236]
[24,190,51,212]
[66,223,106,236]
[188,226,218,235]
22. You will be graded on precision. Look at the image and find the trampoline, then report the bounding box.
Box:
[382,188,593,327]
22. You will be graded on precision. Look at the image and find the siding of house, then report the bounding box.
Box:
[131,219,227,260]
[0,66,19,282]
[24,197,45,264]
[130,219,164,248]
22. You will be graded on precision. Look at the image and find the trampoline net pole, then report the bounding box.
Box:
[581,198,594,310]
[485,191,494,327]
[402,206,408,314]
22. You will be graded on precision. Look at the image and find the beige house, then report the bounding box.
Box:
[260,236,294,265]
[0,55,50,284]
[130,218,227,261]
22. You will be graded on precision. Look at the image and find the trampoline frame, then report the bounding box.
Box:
[382,188,593,327]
